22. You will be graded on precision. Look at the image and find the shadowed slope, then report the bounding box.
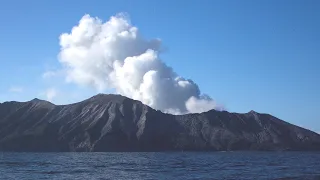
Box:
[0,94,319,152]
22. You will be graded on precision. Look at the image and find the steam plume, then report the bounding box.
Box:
[57,13,223,114]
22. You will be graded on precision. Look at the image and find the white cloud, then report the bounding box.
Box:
[45,88,58,102]
[9,87,24,93]
[42,69,65,79]
[42,71,57,79]
[54,13,223,114]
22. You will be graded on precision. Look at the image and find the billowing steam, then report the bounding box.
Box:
[57,13,223,114]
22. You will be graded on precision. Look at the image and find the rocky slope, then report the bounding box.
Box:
[0,94,319,152]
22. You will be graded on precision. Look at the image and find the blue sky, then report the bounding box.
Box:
[0,0,319,132]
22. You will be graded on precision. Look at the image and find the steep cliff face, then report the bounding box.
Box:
[0,94,319,152]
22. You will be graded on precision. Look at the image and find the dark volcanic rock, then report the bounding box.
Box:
[0,94,319,152]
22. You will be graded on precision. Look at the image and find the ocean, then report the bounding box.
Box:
[0,152,319,180]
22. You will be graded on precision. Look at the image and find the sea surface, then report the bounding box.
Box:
[0,152,319,180]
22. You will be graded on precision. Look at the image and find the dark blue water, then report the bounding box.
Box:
[0,152,320,180]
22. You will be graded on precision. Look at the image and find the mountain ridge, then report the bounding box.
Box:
[0,94,279,117]
[0,94,319,152]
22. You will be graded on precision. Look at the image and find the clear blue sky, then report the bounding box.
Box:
[0,0,319,132]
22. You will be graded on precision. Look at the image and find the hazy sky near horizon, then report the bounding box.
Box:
[0,0,319,132]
